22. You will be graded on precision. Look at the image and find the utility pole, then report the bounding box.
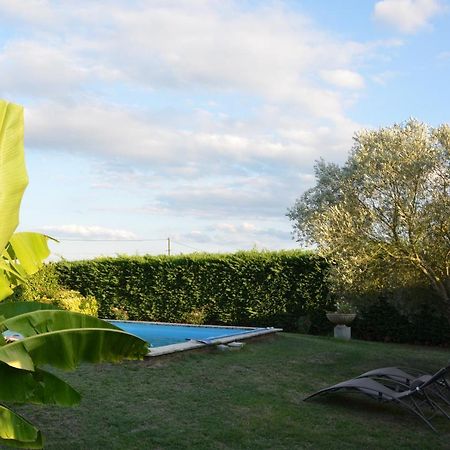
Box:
[167,237,171,256]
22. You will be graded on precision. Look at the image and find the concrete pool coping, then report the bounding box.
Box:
[148,327,282,357]
[107,320,282,357]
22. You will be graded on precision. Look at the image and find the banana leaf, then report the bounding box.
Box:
[0,302,61,320]
[6,233,53,276]
[0,102,51,301]
[0,233,53,296]
[0,277,15,303]
[0,328,148,371]
[0,405,42,449]
[0,362,80,406]
[2,309,121,337]
[0,101,28,253]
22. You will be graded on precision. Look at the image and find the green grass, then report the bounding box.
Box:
[10,333,450,449]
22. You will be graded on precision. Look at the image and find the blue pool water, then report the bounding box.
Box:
[110,321,263,347]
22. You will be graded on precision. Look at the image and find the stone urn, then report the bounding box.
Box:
[326,312,357,340]
[326,312,356,326]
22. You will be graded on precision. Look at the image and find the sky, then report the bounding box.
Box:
[1,0,449,260]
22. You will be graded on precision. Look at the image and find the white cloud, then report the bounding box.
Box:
[320,69,365,90]
[152,173,306,219]
[216,223,239,233]
[0,43,88,103]
[242,222,257,232]
[437,51,450,60]
[25,100,357,177]
[0,0,56,25]
[156,186,282,218]
[374,0,444,34]
[1,1,387,186]
[371,70,400,85]
[0,2,385,118]
[100,3,367,114]
[39,224,137,240]
[174,221,295,251]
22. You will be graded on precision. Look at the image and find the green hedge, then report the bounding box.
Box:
[55,250,331,332]
[52,250,450,344]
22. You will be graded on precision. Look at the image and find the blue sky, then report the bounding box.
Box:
[1,0,449,259]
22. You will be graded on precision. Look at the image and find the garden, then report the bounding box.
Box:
[0,102,449,448]
[13,333,450,450]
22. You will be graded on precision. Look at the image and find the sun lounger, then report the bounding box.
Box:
[304,365,450,432]
[357,366,450,405]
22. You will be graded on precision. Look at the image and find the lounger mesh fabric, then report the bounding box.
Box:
[304,364,450,432]
[357,366,450,406]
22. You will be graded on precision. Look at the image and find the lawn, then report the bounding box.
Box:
[11,333,450,449]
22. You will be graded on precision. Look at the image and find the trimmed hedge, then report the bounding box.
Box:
[52,250,450,344]
[55,250,331,332]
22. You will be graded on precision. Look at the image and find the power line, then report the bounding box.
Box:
[171,240,202,252]
[53,237,203,254]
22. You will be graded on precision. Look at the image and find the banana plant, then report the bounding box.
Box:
[0,100,52,299]
[0,305,148,448]
[0,100,149,448]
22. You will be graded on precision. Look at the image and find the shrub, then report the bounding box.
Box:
[9,263,99,316]
[353,295,450,345]
[54,289,98,316]
[182,307,208,325]
[109,306,129,320]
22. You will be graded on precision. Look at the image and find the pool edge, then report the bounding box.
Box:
[146,327,282,357]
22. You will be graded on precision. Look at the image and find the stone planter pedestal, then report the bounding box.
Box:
[326,313,356,341]
[333,324,351,340]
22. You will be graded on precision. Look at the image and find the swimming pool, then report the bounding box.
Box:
[109,320,281,356]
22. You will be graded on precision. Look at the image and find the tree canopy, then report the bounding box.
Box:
[288,119,450,315]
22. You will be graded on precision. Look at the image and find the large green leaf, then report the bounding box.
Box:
[0,405,42,449]
[6,233,53,275]
[0,276,14,302]
[0,101,28,253]
[0,101,50,303]
[0,328,148,371]
[0,302,61,320]
[0,362,80,406]
[2,309,121,337]
[0,233,53,300]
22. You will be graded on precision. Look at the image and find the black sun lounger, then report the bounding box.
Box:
[357,366,450,406]
[304,365,450,432]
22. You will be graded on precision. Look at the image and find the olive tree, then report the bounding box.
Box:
[288,119,450,316]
